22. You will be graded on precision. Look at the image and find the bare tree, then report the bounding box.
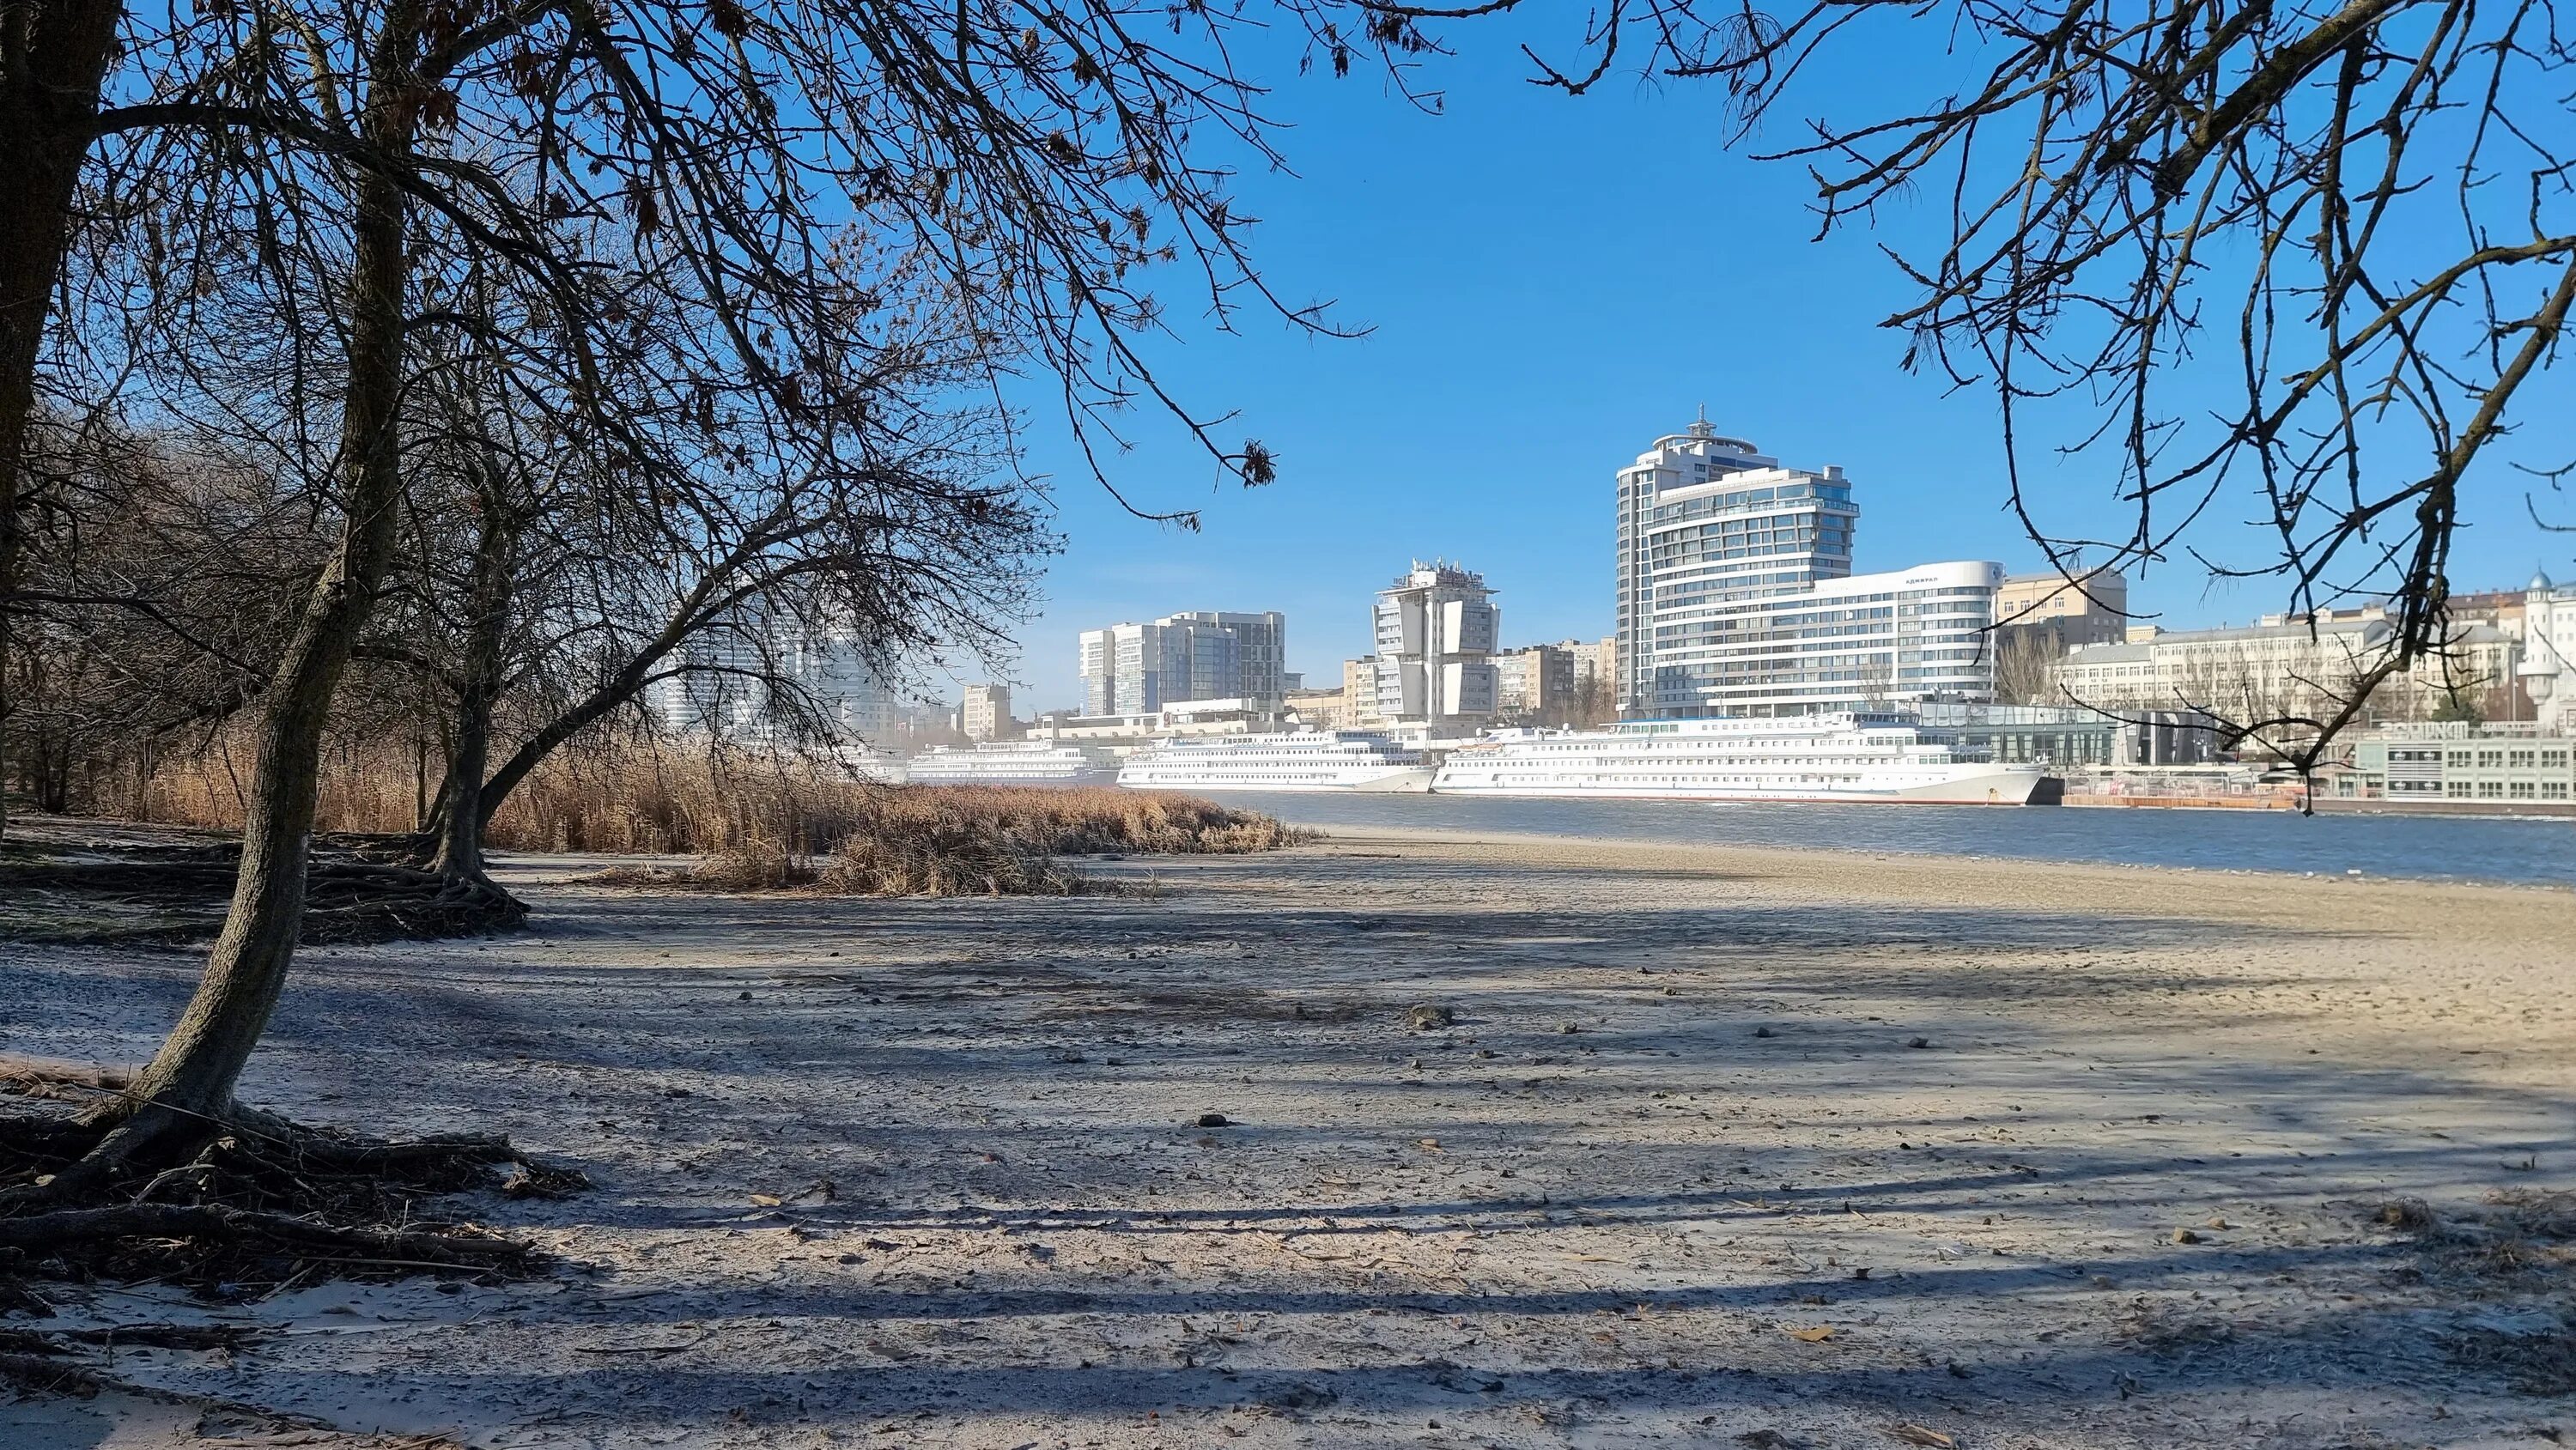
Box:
[0,0,1489,1232]
[1990,630,2063,707]
[0,0,129,838]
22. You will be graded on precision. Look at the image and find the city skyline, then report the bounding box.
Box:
[981,48,2569,713]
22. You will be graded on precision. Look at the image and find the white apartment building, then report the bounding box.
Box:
[1374,562,1500,725]
[1616,416,1859,716]
[1077,610,1288,716]
[2052,607,2519,722]
[1635,560,2004,718]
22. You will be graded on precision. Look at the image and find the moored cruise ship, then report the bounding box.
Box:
[905,741,1117,786]
[1118,731,1436,792]
[1431,713,2046,804]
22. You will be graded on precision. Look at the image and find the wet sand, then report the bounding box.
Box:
[5,828,2572,1448]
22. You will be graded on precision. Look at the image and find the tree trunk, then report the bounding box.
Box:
[473,651,664,833]
[0,0,125,842]
[430,475,514,879]
[90,1,424,1137]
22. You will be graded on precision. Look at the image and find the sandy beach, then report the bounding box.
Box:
[4,827,2571,1448]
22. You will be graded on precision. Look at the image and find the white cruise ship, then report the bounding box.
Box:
[1431,713,2047,804]
[1118,731,1436,793]
[905,741,1117,787]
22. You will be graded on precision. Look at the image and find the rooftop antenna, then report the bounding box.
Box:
[1688,403,1714,439]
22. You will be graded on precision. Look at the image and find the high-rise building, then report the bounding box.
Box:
[1374,561,1499,726]
[961,683,1013,741]
[647,615,898,742]
[1615,416,1859,716]
[1076,611,1287,716]
[1165,610,1288,707]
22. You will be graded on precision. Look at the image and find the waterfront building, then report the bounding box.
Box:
[1907,701,2215,768]
[961,683,1014,742]
[1615,416,1859,716]
[2052,607,2519,724]
[1625,559,2006,719]
[1077,610,1288,717]
[2348,723,2576,803]
[1283,685,1351,730]
[1374,562,1501,726]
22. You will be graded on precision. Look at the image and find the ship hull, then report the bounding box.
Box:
[1430,767,2045,805]
[1119,765,1437,794]
[904,768,1119,788]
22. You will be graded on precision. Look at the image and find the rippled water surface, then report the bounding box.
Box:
[1191,791,2576,887]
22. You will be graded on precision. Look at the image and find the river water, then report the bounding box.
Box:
[1193,792,2576,888]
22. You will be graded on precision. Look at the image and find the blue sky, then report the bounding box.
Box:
[976,27,2573,713]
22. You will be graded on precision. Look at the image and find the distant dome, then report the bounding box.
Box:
[2533,568,2556,592]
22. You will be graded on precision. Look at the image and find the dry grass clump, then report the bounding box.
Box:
[816,822,1085,898]
[2369,1190,2576,1395]
[2373,1189,2576,1271]
[870,786,1309,858]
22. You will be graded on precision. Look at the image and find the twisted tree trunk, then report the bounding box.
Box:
[0,0,125,840]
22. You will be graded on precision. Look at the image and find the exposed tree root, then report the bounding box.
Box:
[2,832,525,945]
[0,1081,582,1293]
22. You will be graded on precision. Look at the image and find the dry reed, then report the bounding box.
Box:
[586,781,1308,898]
[122,741,1297,851]
[112,739,1306,897]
